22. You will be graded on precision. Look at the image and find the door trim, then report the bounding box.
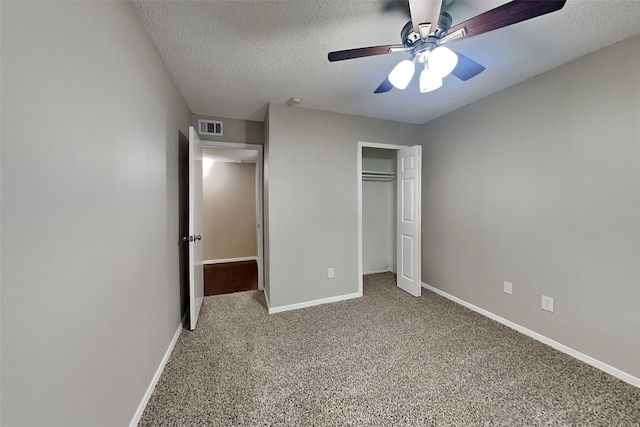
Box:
[357,141,412,296]
[201,140,265,291]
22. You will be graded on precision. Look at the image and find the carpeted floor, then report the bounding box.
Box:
[140,273,640,426]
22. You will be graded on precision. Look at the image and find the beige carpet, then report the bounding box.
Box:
[140,273,640,426]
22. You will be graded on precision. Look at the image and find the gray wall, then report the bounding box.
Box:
[1,2,192,426]
[419,34,640,378]
[265,104,421,308]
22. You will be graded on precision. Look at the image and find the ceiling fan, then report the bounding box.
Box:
[328,0,567,94]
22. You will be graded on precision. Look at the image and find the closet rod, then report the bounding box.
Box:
[362,176,395,182]
[362,170,395,176]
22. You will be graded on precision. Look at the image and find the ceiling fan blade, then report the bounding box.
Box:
[409,0,442,37]
[328,45,406,62]
[374,78,394,94]
[450,51,485,81]
[448,0,566,40]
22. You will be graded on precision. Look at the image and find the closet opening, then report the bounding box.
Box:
[357,141,422,297]
[362,147,397,276]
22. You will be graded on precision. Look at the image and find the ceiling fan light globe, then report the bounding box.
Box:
[388,59,416,90]
[419,69,443,93]
[428,46,458,78]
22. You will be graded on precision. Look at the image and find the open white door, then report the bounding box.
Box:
[396,145,422,297]
[188,126,204,330]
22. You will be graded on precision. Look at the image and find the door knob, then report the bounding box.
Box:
[182,236,194,242]
[195,235,202,241]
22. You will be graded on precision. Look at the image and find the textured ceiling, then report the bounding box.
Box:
[132,0,640,124]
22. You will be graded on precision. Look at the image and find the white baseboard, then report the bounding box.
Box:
[203,256,257,265]
[421,282,640,389]
[129,322,183,427]
[268,291,362,314]
[363,269,392,275]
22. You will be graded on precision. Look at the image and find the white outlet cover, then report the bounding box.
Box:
[541,295,554,312]
[503,281,513,295]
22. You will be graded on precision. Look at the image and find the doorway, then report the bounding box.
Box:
[361,147,397,276]
[201,141,264,295]
[357,141,422,297]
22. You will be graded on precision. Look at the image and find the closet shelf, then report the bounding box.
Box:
[362,170,396,182]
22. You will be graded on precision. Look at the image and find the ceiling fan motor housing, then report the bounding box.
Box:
[401,12,453,62]
[401,11,453,48]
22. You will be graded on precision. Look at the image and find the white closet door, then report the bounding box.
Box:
[396,145,422,297]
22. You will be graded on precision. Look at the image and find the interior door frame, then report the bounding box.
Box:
[201,140,265,290]
[357,141,417,296]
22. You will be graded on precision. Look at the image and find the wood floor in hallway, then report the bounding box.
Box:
[204,260,258,296]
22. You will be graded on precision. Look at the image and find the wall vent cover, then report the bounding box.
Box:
[198,119,223,136]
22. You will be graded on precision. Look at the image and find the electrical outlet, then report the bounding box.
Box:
[503,281,513,295]
[328,268,335,279]
[541,295,554,312]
